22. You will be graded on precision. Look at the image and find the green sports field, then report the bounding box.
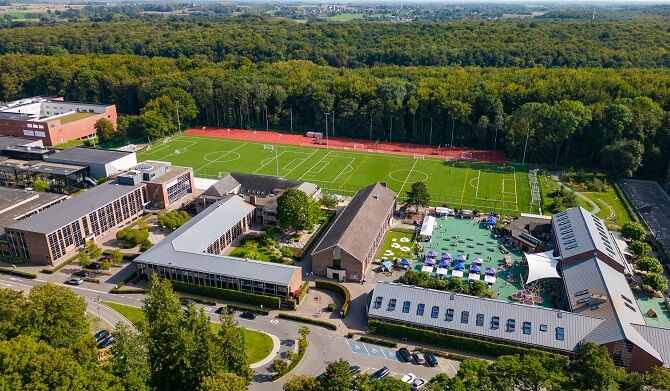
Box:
[138,135,538,215]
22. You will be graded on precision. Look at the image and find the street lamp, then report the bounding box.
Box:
[324,112,330,148]
[175,100,181,133]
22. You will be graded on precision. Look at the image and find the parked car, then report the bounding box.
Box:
[411,353,425,365]
[65,277,83,285]
[86,262,102,270]
[97,336,115,349]
[180,298,195,307]
[73,270,91,278]
[348,365,361,376]
[411,378,427,390]
[240,311,256,320]
[94,329,110,342]
[424,352,438,367]
[215,306,236,314]
[398,347,412,362]
[401,373,416,384]
[369,367,389,380]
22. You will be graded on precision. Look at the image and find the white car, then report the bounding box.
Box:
[65,277,83,285]
[401,373,416,384]
[411,378,427,390]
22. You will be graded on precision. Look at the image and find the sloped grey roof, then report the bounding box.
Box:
[7,181,145,234]
[0,136,38,149]
[368,282,604,353]
[201,175,241,197]
[553,207,623,268]
[231,172,300,195]
[561,257,661,361]
[45,147,132,165]
[312,183,396,261]
[134,196,300,286]
[632,324,670,368]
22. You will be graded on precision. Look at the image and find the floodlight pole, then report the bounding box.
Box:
[369,113,373,141]
[175,100,181,134]
[332,110,335,138]
[493,126,498,151]
[264,105,268,131]
[289,108,293,134]
[264,144,280,178]
[522,126,530,166]
[324,112,330,148]
[429,117,433,146]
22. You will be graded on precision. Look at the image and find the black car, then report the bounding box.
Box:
[348,365,361,376]
[424,352,438,367]
[180,298,195,307]
[215,306,236,314]
[240,311,256,320]
[411,353,425,365]
[97,336,115,349]
[398,347,412,362]
[86,262,102,270]
[94,329,109,341]
[370,367,389,380]
[73,270,91,278]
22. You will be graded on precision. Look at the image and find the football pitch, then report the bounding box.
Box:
[138,135,537,214]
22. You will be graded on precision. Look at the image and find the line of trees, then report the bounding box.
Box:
[0,54,669,177]
[1,18,670,68]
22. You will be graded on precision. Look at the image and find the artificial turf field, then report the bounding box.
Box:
[138,134,537,215]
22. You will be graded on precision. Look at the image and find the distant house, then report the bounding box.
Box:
[196,172,320,226]
[502,213,552,253]
[311,183,396,282]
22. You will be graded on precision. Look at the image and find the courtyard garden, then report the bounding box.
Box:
[228,229,294,264]
[376,228,417,265]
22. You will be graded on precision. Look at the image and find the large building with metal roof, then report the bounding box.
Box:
[134,195,303,302]
[368,206,670,372]
[312,183,396,282]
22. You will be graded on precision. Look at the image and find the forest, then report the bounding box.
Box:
[0,53,668,178]
[0,17,669,68]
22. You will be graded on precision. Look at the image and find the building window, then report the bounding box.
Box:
[556,327,565,341]
[522,322,531,335]
[430,306,439,319]
[416,304,425,316]
[402,301,410,313]
[460,311,469,324]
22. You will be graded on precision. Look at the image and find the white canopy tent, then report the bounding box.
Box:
[435,207,454,216]
[524,250,561,284]
[420,215,437,239]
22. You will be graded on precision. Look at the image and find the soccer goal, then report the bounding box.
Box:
[174,149,181,155]
[460,151,474,160]
[353,143,365,150]
[162,136,171,144]
[413,155,424,160]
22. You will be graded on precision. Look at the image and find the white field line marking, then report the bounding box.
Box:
[398,158,420,196]
[254,150,290,174]
[299,150,331,181]
[283,149,317,178]
[195,142,248,173]
[475,170,481,199]
[329,157,356,185]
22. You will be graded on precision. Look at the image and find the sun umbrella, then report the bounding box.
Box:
[470,264,481,273]
[438,259,450,268]
[485,267,496,276]
[487,216,497,225]
[454,262,465,270]
[473,257,483,265]
[381,261,393,270]
[456,254,466,262]
[425,258,436,266]
[427,250,437,258]
[441,252,451,259]
[399,258,411,266]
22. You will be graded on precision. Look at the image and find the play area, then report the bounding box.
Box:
[137,134,537,214]
[410,216,555,308]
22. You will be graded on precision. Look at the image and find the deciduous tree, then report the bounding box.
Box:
[405,181,430,213]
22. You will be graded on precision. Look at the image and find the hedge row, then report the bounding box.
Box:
[41,254,78,274]
[417,347,480,363]
[277,313,337,330]
[286,299,297,310]
[315,279,351,318]
[226,304,270,315]
[110,287,146,294]
[358,336,397,348]
[170,281,281,309]
[102,249,139,260]
[368,320,564,359]
[0,267,36,279]
[180,295,216,306]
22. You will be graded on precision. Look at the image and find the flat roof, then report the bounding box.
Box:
[0,159,86,176]
[0,188,66,230]
[135,196,301,286]
[145,165,191,185]
[0,136,40,149]
[7,181,145,234]
[45,147,133,165]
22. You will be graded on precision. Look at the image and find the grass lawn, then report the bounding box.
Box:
[377,229,416,261]
[55,138,91,148]
[581,188,632,230]
[58,112,97,124]
[328,13,364,21]
[138,134,536,215]
[102,301,273,363]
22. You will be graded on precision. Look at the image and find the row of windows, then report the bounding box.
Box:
[205,214,252,255]
[166,173,192,204]
[376,296,566,341]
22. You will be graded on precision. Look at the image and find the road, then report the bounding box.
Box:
[0,274,457,390]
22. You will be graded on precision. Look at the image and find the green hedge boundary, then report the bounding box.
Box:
[416,347,481,363]
[272,340,307,380]
[41,254,78,274]
[277,313,337,330]
[0,267,36,279]
[226,304,270,315]
[315,279,351,318]
[110,287,146,294]
[358,335,397,348]
[369,320,564,359]
[102,249,139,260]
[180,295,216,306]
[170,281,281,309]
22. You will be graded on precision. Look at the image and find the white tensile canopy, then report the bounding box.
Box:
[525,250,561,284]
[420,215,436,238]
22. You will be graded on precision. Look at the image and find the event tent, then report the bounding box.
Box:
[438,259,450,268]
[456,254,466,262]
[400,258,411,266]
[454,262,465,270]
[420,215,437,239]
[425,258,436,266]
[470,264,481,274]
[487,216,497,225]
[524,250,561,284]
[473,257,483,265]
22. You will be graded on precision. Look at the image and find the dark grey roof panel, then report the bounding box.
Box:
[45,147,132,164]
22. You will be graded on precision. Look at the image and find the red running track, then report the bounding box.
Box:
[184,127,508,163]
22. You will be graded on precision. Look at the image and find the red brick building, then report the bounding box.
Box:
[0,97,117,146]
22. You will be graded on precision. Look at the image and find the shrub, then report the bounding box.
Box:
[277,313,337,330]
[644,273,668,293]
[170,280,281,309]
[109,249,124,264]
[358,336,397,347]
[116,227,149,248]
[272,359,288,373]
[622,222,646,242]
[280,246,294,258]
[630,241,651,257]
[139,239,153,251]
[368,320,565,359]
[637,256,663,274]
[0,267,36,279]
[326,303,337,312]
[157,210,191,230]
[315,279,351,318]
[100,260,112,270]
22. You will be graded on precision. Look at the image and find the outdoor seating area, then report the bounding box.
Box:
[412,216,554,308]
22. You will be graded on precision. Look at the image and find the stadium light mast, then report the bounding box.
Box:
[429,117,433,146]
[289,108,293,134]
[369,113,373,141]
[264,144,280,178]
[332,110,335,137]
[175,100,181,134]
[264,105,269,131]
[324,112,330,148]
[521,125,530,166]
